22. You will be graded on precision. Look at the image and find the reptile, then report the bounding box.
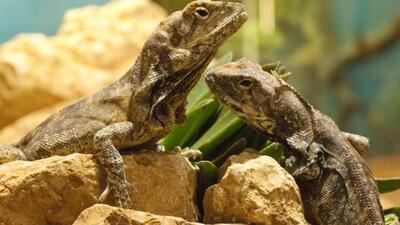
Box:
[205,58,384,225]
[0,1,247,209]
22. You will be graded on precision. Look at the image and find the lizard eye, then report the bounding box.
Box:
[193,7,210,20]
[237,78,253,91]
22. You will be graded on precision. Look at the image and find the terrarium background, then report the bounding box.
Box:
[0,0,399,206]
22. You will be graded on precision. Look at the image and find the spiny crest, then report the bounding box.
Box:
[271,69,316,124]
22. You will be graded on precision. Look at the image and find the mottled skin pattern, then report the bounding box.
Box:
[0,1,247,209]
[205,58,384,225]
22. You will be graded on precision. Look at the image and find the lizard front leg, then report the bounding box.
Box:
[285,142,323,180]
[94,121,137,209]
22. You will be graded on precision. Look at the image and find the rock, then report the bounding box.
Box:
[0,151,198,225]
[218,148,259,177]
[73,204,244,225]
[0,154,101,225]
[0,0,166,128]
[72,204,200,225]
[203,152,309,225]
[123,151,198,221]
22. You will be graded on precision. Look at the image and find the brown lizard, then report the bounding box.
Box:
[0,1,247,209]
[205,58,384,225]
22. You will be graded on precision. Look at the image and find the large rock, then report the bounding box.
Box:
[218,148,260,176]
[72,204,199,225]
[0,151,198,225]
[123,151,198,221]
[203,152,309,225]
[0,0,166,128]
[72,204,243,225]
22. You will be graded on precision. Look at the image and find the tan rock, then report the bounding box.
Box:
[72,204,201,225]
[204,152,309,225]
[0,151,198,225]
[123,151,198,221]
[73,204,244,225]
[0,154,101,225]
[0,0,166,128]
[218,148,259,177]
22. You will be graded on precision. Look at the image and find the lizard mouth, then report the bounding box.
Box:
[209,11,247,40]
[205,73,265,120]
[187,10,247,48]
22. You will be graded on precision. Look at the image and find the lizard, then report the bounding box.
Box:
[0,1,247,209]
[205,58,384,225]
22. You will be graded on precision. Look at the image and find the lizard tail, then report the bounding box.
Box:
[0,145,27,164]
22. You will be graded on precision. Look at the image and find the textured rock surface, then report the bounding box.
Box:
[0,0,166,128]
[0,152,198,225]
[73,204,244,225]
[218,148,259,177]
[72,204,202,225]
[123,151,198,221]
[203,152,309,225]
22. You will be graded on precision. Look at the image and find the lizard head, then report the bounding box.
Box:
[205,58,280,135]
[137,0,247,126]
[177,0,248,49]
[206,58,315,150]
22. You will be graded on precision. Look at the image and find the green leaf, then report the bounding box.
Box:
[241,126,268,150]
[261,61,291,80]
[261,61,282,73]
[259,142,285,163]
[376,177,400,193]
[385,207,400,217]
[385,213,400,225]
[212,137,247,167]
[191,107,245,159]
[162,98,219,151]
[162,52,233,151]
[195,160,219,188]
[204,125,253,161]
[195,160,219,215]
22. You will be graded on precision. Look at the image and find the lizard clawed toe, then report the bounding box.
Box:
[98,182,111,203]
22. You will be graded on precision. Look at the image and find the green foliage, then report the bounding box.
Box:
[386,207,400,218]
[191,107,244,159]
[261,61,282,72]
[212,137,247,167]
[195,160,219,188]
[260,142,285,163]
[376,177,400,194]
[162,98,219,150]
[385,213,400,225]
[162,53,233,150]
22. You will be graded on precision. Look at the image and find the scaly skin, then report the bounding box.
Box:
[205,58,384,225]
[0,1,247,209]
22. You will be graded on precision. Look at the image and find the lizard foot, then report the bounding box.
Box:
[285,155,321,180]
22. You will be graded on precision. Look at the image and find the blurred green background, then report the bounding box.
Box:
[0,0,399,156]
